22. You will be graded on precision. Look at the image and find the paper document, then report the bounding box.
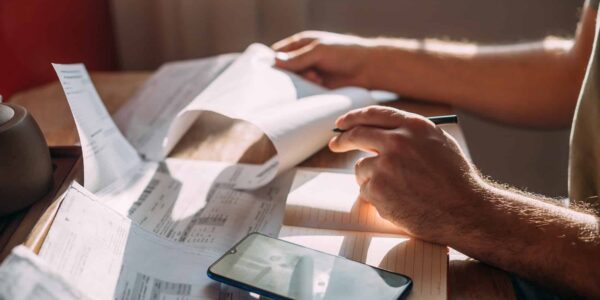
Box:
[114,55,237,160]
[39,183,224,300]
[97,158,295,249]
[112,44,377,189]
[0,245,91,300]
[52,64,142,192]
[52,57,302,300]
[286,169,404,234]
[54,45,468,193]
[52,63,295,245]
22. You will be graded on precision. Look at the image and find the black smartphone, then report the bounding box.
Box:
[207,232,412,300]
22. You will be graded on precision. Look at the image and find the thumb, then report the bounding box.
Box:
[275,42,323,72]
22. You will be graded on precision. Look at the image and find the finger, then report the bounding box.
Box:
[300,69,324,85]
[321,74,354,89]
[272,36,315,52]
[354,156,376,186]
[329,126,387,153]
[275,42,322,72]
[335,106,429,131]
[358,183,370,203]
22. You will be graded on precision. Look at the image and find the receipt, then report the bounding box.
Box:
[97,159,295,249]
[39,183,222,300]
[52,64,142,192]
[0,245,91,300]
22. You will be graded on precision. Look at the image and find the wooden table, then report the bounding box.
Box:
[10,72,515,300]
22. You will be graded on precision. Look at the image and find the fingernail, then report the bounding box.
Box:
[275,52,289,61]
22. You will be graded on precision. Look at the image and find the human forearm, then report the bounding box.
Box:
[329,105,600,297]
[275,6,594,127]
[362,5,596,128]
[444,180,600,298]
[363,35,588,128]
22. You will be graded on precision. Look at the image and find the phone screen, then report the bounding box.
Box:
[208,233,412,300]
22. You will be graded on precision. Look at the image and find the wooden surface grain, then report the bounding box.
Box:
[11,71,515,300]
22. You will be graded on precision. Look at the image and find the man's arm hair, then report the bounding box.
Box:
[442,174,600,298]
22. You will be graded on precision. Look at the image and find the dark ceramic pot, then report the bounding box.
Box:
[0,103,53,215]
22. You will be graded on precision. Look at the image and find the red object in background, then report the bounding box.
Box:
[0,0,117,100]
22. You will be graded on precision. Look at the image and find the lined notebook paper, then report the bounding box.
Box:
[281,169,448,300]
[285,169,405,234]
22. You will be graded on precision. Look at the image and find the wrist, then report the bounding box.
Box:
[362,41,422,95]
[363,44,402,90]
[435,172,494,245]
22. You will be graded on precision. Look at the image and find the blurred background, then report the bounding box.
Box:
[0,0,585,197]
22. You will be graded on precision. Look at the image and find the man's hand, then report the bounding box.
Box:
[329,105,482,242]
[272,31,376,89]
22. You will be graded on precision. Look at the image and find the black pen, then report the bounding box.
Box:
[332,114,458,133]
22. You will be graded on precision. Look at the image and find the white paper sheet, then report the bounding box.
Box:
[113,43,375,189]
[52,64,142,192]
[55,45,371,193]
[0,245,91,300]
[285,169,404,235]
[51,58,302,299]
[39,183,224,300]
[114,55,237,161]
[97,158,295,249]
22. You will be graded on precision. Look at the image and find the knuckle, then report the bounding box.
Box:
[376,153,394,169]
[405,117,431,131]
[426,127,447,144]
[386,132,407,149]
[311,43,327,57]
[362,106,381,118]
[346,127,363,141]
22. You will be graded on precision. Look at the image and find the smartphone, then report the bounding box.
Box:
[207,232,412,300]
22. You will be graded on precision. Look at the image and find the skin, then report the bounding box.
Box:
[273,2,600,298]
[273,8,596,129]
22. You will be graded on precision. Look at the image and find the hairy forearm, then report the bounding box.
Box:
[362,7,594,128]
[445,180,600,298]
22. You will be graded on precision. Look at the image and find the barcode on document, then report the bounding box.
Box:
[128,179,159,216]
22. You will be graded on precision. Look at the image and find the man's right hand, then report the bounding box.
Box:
[272,31,377,89]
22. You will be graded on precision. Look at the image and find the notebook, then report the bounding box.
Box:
[279,169,448,300]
